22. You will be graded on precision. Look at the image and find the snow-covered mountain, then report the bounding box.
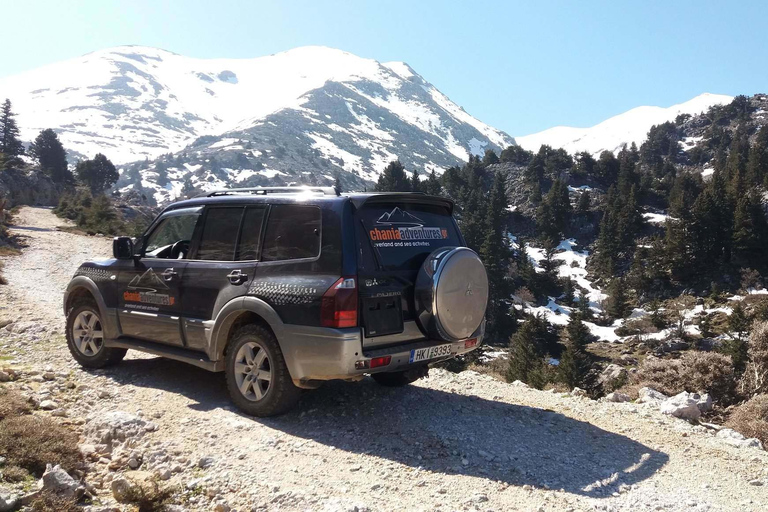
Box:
[515,93,734,156]
[0,45,515,202]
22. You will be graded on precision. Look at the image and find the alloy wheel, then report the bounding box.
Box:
[234,342,272,401]
[72,310,104,356]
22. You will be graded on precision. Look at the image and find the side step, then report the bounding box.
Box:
[105,338,225,372]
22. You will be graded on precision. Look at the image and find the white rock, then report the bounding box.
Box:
[570,387,588,398]
[660,392,701,420]
[637,387,668,404]
[511,380,529,388]
[716,428,764,450]
[599,364,628,387]
[40,464,79,498]
[39,399,58,410]
[606,392,631,403]
[83,411,150,445]
[693,392,713,413]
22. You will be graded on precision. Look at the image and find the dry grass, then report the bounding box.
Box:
[726,394,768,445]
[0,388,32,419]
[118,477,177,512]
[633,351,737,403]
[0,412,82,480]
[28,490,79,512]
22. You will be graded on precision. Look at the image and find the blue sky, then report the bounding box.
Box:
[1,0,765,135]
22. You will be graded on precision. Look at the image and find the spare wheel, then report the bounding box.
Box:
[414,247,488,342]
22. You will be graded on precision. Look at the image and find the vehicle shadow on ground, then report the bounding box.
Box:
[105,357,669,498]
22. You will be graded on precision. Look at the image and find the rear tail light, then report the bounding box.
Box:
[464,338,478,349]
[369,356,391,368]
[321,277,358,328]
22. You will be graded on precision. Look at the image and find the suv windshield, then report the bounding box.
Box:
[357,203,461,271]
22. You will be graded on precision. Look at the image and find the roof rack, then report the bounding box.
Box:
[202,186,339,197]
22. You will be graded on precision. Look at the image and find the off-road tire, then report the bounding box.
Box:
[225,324,301,417]
[66,299,127,368]
[371,370,423,387]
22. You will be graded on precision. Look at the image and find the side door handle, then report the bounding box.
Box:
[226,269,248,285]
[162,268,178,281]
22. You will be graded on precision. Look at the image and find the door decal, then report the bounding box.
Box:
[124,269,176,307]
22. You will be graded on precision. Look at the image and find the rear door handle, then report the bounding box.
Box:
[162,268,178,281]
[226,269,248,285]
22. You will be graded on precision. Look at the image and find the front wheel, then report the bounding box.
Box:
[225,325,300,417]
[66,301,126,368]
[371,368,426,387]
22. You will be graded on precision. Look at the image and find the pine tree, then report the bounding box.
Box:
[723,302,751,373]
[565,312,591,350]
[29,129,71,183]
[747,125,768,186]
[561,278,575,306]
[732,191,768,268]
[605,277,629,319]
[558,314,595,390]
[423,170,442,195]
[479,171,511,339]
[0,99,24,168]
[482,148,499,166]
[410,168,421,192]
[499,145,533,166]
[75,153,119,194]
[577,293,593,320]
[375,160,411,192]
[507,315,552,389]
[576,190,590,215]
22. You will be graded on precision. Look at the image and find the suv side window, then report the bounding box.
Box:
[236,207,266,261]
[144,213,199,259]
[196,207,243,261]
[261,205,321,261]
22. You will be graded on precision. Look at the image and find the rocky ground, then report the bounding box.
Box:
[1,206,767,512]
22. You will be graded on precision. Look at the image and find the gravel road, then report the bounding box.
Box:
[1,206,767,512]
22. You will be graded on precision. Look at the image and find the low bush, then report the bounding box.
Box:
[29,490,79,512]
[54,189,149,237]
[0,414,81,479]
[633,351,737,403]
[726,394,768,446]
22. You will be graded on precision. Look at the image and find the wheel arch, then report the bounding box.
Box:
[64,276,120,340]
[64,276,109,318]
[209,296,286,362]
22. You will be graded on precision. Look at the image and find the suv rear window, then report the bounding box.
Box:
[261,205,321,261]
[357,203,461,270]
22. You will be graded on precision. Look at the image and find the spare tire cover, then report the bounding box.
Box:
[414,247,489,341]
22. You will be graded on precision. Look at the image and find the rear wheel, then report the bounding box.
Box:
[66,300,126,368]
[225,325,300,417]
[371,368,425,387]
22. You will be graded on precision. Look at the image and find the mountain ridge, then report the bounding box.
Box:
[515,92,734,155]
[0,44,513,165]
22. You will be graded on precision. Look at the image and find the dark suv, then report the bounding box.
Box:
[64,187,488,416]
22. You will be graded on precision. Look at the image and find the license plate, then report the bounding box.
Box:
[410,343,453,363]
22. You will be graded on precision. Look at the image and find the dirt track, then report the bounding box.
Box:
[1,206,767,511]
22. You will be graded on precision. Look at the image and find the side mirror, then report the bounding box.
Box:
[113,237,134,260]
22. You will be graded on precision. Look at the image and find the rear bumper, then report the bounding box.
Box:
[279,320,484,387]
